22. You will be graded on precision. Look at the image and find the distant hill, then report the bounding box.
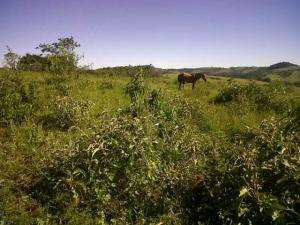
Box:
[164,62,300,86]
[269,62,298,70]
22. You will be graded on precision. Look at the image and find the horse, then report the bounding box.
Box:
[178,72,207,89]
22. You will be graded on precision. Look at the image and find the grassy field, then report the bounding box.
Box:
[0,70,299,224]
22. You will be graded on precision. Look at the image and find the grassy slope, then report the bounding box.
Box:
[0,71,299,224]
[17,72,281,130]
[166,65,300,86]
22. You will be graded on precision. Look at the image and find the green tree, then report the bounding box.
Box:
[36,36,80,77]
[3,46,19,70]
[18,54,50,71]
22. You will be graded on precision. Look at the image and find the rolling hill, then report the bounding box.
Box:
[164,62,300,86]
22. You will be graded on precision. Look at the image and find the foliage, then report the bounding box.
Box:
[0,73,38,126]
[212,80,290,111]
[3,46,20,70]
[37,36,80,78]
[125,72,146,102]
[0,69,299,224]
[40,96,93,130]
[37,36,80,56]
[99,81,114,90]
[269,61,298,70]
[30,86,194,224]
[18,53,51,72]
[183,114,300,224]
[95,65,158,77]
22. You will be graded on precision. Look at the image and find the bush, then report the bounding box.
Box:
[212,81,290,112]
[29,88,197,223]
[183,114,300,224]
[0,73,38,126]
[99,81,114,90]
[40,96,92,130]
[32,91,300,224]
[124,73,146,102]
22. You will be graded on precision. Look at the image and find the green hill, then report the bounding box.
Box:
[165,62,300,86]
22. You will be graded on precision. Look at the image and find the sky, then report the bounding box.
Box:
[0,0,299,68]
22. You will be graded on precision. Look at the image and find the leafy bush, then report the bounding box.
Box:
[95,65,158,77]
[99,81,114,90]
[183,114,300,224]
[124,73,146,102]
[147,88,162,110]
[212,81,290,111]
[0,73,38,126]
[40,96,92,130]
[37,36,80,78]
[3,46,20,70]
[18,53,51,72]
[32,90,300,224]
[30,86,197,224]
[37,37,80,96]
[44,75,72,96]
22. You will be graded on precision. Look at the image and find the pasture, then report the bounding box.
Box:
[0,69,299,224]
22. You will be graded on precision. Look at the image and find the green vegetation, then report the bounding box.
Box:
[166,62,300,87]
[0,38,299,224]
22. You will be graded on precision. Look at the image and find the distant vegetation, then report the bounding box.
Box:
[165,62,300,86]
[0,37,299,224]
[268,61,298,70]
[3,39,299,87]
[18,53,51,72]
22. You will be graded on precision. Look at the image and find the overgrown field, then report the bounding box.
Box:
[0,69,299,224]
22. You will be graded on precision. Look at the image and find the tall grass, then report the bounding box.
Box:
[0,70,299,224]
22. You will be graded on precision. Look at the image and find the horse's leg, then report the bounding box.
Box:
[178,82,181,90]
[192,81,195,89]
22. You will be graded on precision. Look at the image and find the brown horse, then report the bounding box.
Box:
[178,72,207,89]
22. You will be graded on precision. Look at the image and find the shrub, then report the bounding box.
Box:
[212,81,290,112]
[29,90,197,224]
[147,88,162,110]
[40,96,92,130]
[183,114,300,224]
[0,73,38,126]
[37,36,80,78]
[99,81,114,90]
[124,73,146,102]
[37,37,81,96]
[18,53,51,72]
[3,46,20,70]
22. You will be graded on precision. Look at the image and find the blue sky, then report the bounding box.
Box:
[1,0,299,68]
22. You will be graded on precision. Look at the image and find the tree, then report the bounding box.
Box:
[37,36,80,56]
[3,46,19,70]
[36,36,81,76]
[18,54,51,71]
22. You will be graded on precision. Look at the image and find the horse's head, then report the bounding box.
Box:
[193,73,207,82]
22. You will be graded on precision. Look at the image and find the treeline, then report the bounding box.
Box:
[18,53,51,71]
[15,54,163,77]
[3,37,80,74]
[3,37,164,77]
[88,65,163,77]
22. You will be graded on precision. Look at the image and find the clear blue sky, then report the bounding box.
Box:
[1,0,299,68]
